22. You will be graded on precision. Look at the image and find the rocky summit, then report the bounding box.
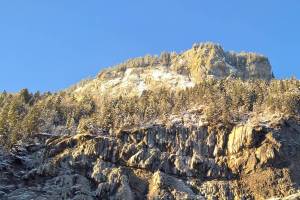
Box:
[71,43,273,97]
[0,43,299,200]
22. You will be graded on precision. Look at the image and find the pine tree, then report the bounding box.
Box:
[22,105,41,136]
[19,88,32,104]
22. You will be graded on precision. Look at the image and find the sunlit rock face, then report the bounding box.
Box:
[1,113,299,199]
[72,42,273,97]
[181,43,273,81]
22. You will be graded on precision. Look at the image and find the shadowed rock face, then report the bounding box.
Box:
[72,43,273,97]
[0,115,299,199]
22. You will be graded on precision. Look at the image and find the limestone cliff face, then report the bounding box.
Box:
[179,43,273,81]
[1,113,299,199]
[71,43,273,97]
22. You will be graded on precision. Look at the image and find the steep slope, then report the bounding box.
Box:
[0,111,299,199]
[71,42,273,97]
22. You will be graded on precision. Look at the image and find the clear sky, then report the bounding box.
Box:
[0,1,299,92]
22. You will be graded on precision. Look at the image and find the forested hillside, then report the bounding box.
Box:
[1,79,299,149]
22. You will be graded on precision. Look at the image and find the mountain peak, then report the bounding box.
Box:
[72,43,273,97]
[182,42,273,81]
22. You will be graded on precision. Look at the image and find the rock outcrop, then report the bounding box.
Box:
[1,113,299,199]
[175,43,273,81]
[71,42,273,97]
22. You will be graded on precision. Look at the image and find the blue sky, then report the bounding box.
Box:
[0,1,299,92]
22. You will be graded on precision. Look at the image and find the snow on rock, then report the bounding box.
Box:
[71,42,273,98]
[73,66,195,97]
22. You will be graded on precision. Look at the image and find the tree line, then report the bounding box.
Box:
[0,78,299,149]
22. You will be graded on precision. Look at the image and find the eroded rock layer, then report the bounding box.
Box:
[1,115,299,200]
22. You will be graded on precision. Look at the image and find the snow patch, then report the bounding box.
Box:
[137,81,147,95]
[152,68,173,80]
[226,63,238,74]
[74,65,196,97]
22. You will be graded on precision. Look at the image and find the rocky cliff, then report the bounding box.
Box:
[1,111,300,199]
[71,43,273,97]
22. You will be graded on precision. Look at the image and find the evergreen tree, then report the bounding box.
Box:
[19,88,32,104]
